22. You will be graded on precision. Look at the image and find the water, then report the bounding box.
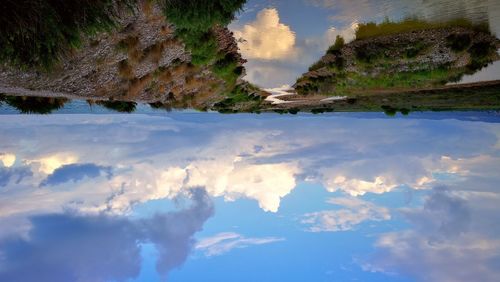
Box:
[1,1,500,282]
[230,0,500,88]
[1,112,500,281]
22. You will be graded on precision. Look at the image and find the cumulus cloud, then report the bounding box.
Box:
[26,153,79,174]
[324,21,359,44]
[40,163,112,187]
[0,189,214,282]
[302,197,391,232]
[0,153,16,167]
[319,156,435,196]
[233,8,298,60]
[0,114,497,233]
[195,232,284,257]
[362,187,500,281]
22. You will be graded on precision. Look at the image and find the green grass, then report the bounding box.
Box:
[0,0,134,70]
[355,18,490,40]
[213,83,263,113]
[334,68,463,94]
[162,0,245,66]
[211,54,244,87]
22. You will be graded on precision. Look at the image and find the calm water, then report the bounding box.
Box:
[1,112,500,281]
[1,1,500,282]
[230,0,500,88]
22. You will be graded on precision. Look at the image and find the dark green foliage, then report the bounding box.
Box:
[0,94,68,114]
[0,0,131,69]
[381,105,397,116]
[355,45,386,63]
[163,0,246,33]
[405,41,427,58]
[446,33,472,52]
[213,84,263,112]
[149,102,172,111]
[327,36,345,54]
[212,53,244,86]
[162,0,246,66]
[467,41,496,71]
[96,101,137,113]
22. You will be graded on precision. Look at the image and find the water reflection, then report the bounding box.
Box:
[0,113,499,281]
[232,0,500,88]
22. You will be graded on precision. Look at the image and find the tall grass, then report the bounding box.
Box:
[355,18,490,40]
[0,0,134,69]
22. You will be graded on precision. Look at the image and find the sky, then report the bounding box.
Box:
[229,0,500,88]
[1,112,500,281]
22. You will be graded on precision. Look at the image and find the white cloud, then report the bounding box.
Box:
[233,8,298,60]
[26,153,78,174]
[363,188,500,281]
[0,153,16,167]
[324,21,359,44]
[319,157,436,196]
[195,232,284,257]
[302,197,390,232]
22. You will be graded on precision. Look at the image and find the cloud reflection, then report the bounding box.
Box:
[0,189,214,282]
[361,187,500,281]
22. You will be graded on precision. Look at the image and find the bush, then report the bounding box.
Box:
[327,35,345,54]
[96,101,137,113]
[446,33,472,52]
[0,95,68,114]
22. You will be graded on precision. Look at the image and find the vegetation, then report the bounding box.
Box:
[162,0,245,65]
[318,82,500,113]
[355,18,489,40]
[0,0,133,69]
[0,94,68,114]
[213,83,264,113]
[161,0,246,88]
[96,100,137,113]
[327,36,345,54]
[298,17,498,97]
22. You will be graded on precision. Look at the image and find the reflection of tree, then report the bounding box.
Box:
[96,101,137,113]
[0,95,68,114]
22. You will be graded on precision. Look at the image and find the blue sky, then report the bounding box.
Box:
[1,112,500,281]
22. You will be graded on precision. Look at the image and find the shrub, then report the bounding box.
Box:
[0,95,68,114]
[327,36,345,54]
[96,101,137,113]
[446,33,472,52]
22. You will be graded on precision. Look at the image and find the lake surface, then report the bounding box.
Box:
[1,111,500,281]
[230,0,500,88]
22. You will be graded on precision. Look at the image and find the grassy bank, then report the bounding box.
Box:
[355,18,489,40]
[0,0,133,69]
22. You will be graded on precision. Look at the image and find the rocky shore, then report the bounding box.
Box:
[295,27,500,96]
[0,2,246,108]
